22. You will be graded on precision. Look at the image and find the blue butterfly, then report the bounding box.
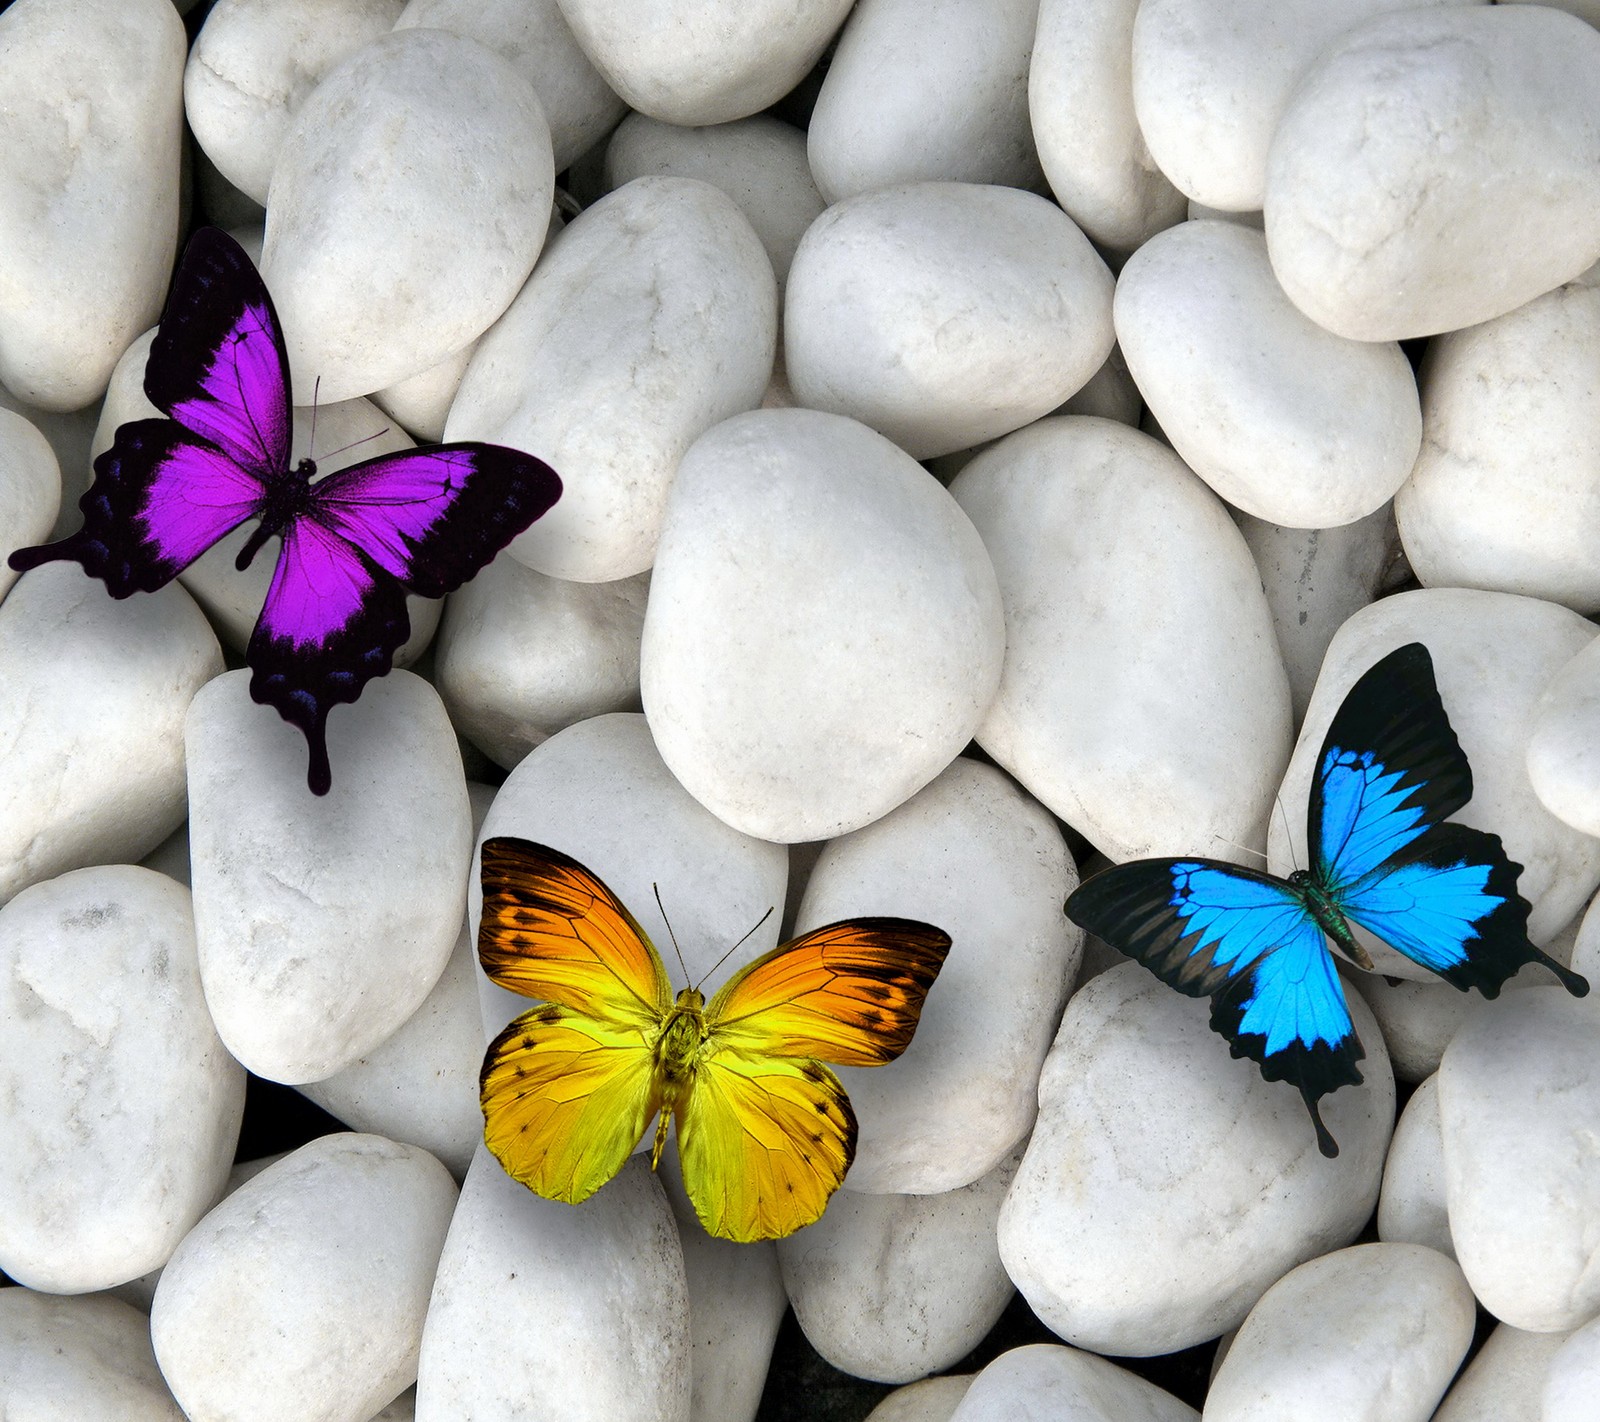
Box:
[1064,642,1589,1156]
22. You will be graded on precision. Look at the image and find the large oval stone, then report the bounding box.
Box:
[0,407,60,604]
[642,409,1004,842]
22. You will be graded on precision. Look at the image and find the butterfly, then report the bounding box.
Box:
[475,837,951,1242]
[1064,642,1589,1157]
[6,227,561,795]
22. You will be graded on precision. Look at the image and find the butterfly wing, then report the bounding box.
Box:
[1311,642,1588,996]
[1066,859,1362,1157]
[674,919,950,1241]
[476,839,674,1205]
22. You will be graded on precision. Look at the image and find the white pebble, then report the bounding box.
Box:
[642,408,1004,841]
[186,669,471,1082]
[867,1377,975,1422]
[1114,220,1421,528]
[808,0,1043,203]
[797,758,1078,1193]
[1376,1074,1453,1260]
[0,386,97,539]
[1544,1315,1600,1422]
[0,564,221,904]
[951,416,1291,862]
[394,0,625,171]
[777,1148,1020,1383]
[0,867,243,1292]
[446,176,777,583]
[0,407,60,604]
[784,182,1114,460]
[1527,613,1600,841]
[949,1343,1198,1421]
[998,962,1392,1355]
[369,340,478,444]
[1203,1242,1474,1422]
[0,1290,184,1420]
[1264,5,1600,340]
[185,0,406,206]
[432,557,648,771]
[1432,1322,1574,1422]
[416,1149,689,1422]
[1397,265,1600,611]
[1269,588,1600,960]
[263,28,555,402]
[604,113,824,285]
[152,1134,458,1422]
[1029,0,1186,252]
[1440,988,1600,1330]
[0,0,184,411]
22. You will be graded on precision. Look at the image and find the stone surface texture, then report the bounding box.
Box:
[0,407,60,604]
[1376,1073,1453,1260]
[949,1343,1198,1421]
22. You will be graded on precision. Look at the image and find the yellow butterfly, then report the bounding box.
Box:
[476,837,951,1243]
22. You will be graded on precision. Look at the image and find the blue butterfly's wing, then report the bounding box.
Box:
[1066,859,1362,1157]
[1337,824,1588,996]
[1311,642,1588,997]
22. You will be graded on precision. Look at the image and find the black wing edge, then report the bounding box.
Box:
[1309,642,1472,868]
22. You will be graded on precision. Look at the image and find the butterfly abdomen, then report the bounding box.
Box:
[1287,868,1375,971]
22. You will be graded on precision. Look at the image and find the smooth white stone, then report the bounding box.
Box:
[433,556,648,770]
[263,29,554,402]
[1235,503,1398,725]
[604,114,824,285]
[93,342,442,664]
[185,0,406,206]
[1432,1323,1573,1422]
[778,1148,1020,1383]
[1440,988,1600,1330]
[866,1377,974,1422]
[952,416,1291,863]
[808,0,1043,203]
[785,182,1114,461]
[1204,1243,1473,1422]
[447,176,777,582]
[395,0,624,172]
[557,0,848,126]
[1398,266,1600,613]
[0,867,243,1292]
[1269,589,1600,966]
[471,713,789,1038]
[998,961,1392,1355]
[186,669,471,1082]
[369,341,477,444]
[1131,0,1480,214]
[642,409,1005,841]
[0,385,98,539]
[949,1343,1198,1421]
[1058,342,1142,426]
[1115,221,1420,527]
[0,564,221,904]
[658,1149,786,1422]
[1264,5,1600,341]
[795,758,1078,1193]
[1529,616,1600,839]
[152,1134,458,1422]
[0,0,184,411]
[0,406,60,603]
[0,1290,184,1420]
[416,1147,690,1422]
[1029,0,1186,252]
[1544,1315,1600,1422]
[1377,1075,1453,1260]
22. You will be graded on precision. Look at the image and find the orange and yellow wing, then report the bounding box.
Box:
[481,1004,662,1205]
[676,1050,857,1242]
[704,918,951,1066]
[477,837,672,1026]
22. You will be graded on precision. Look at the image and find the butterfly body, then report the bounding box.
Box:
[8,228,562,794]
[1066,643,1588,1157]
[476,837,946,1242]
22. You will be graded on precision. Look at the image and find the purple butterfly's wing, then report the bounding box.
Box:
[251,444,561,794]
[7,227,288,592]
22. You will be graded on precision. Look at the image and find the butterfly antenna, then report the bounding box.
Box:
[693,905,776,993]
[652,882,692,985]
[1274,792,1297,870]
[316,427,392,464]
[1210,835,1269,863]
[307,376,321,461]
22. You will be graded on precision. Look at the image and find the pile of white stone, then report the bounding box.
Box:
[4,0,1600,1418]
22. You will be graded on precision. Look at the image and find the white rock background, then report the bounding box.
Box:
[2,0,1599,1418]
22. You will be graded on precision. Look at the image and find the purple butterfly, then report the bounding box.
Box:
[8,228,561,795]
